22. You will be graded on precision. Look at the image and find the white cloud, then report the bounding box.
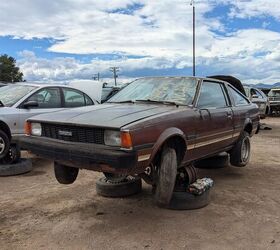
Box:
[0,0,279,83]
[227,0,280,20]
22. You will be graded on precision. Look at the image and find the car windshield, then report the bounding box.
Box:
[0,85,37,107]
[108,77,198,105]
[268,90,280,97]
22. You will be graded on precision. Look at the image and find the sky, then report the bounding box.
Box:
[0,0,279,85]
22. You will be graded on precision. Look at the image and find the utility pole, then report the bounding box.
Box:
[110,67,119,86]
[93,73,100,81]
[190,0,196,76]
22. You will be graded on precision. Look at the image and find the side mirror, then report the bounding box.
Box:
[23,100,39,109]
[199,108,211,120]
[252,94,258,99]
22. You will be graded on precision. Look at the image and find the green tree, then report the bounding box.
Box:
[0,54,24,83]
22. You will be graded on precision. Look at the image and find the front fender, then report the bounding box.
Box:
[148,127,186,165]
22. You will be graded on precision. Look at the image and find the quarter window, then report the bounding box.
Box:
[197,81,228,108]
[228,86,249,106]
[27,88,61,108]
[63,88,86,107]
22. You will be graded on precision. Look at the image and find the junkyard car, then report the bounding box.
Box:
[0,83,98,162]
[244,86,270,118]
[21,77,259,206]
[268,88,280,115]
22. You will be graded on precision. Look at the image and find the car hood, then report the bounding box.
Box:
[30,103,180,128]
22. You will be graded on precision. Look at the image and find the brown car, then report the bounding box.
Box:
[20,77,260,206]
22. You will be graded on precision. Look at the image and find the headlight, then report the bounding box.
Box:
[31,123,42,136]
[104,130,121,146]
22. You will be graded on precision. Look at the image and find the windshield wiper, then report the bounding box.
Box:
[107,100,135,104]
[135,99,182,106]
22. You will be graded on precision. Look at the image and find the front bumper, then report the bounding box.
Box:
[19,136,138,173]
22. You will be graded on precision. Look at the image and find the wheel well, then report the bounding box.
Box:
[244,123,253,135]
[0,121,11,139]
[153,136,186,166]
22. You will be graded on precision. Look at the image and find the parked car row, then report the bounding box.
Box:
[19,76,260,207]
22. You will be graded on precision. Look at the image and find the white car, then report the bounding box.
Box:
[244,86,270,118]
[0,83,100,163]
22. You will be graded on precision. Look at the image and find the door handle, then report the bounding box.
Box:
[227,112,233,119]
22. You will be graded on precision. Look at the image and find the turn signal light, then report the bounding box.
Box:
[121,131,132,149]
[24,121,31,135]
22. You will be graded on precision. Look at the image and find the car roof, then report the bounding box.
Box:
[13,82,67,88]
[12,82,98,92]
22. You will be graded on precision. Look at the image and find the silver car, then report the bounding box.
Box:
[244,86,270,119]
[0,83,98,162]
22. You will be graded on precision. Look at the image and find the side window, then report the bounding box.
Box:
[84,94,94,105]
[63,88,86,107]
[27,88,61,108]
[228,86,249,106]
[197,81,228,109]
[255,89,264,99]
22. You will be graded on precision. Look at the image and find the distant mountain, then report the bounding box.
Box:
[246,82,280,89]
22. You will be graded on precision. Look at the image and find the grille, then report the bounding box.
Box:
[41,123,105,144]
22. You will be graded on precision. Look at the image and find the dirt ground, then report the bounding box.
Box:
[0,117,279,250]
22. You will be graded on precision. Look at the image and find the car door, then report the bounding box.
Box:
[226,85,251,138]
[192,80,234,158]
[17,87,63,134]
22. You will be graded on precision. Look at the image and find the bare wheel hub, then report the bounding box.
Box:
[0,136,5,154]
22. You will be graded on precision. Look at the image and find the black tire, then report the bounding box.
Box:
[0,158,32,176]
[103,172,127,183]
[154,147,178,207]
[229,131,251,167]
[0,130,10,160]
[54,162,79,184]
[0,144,21,165]
[96,176,142,197]
[194,153,229,169]
[168,189,211,210]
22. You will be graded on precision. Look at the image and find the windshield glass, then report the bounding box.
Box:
[268,90,280,97]
[0,85,37,107]
[108,77,198,105]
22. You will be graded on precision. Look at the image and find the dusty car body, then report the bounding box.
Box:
[20,77,259,206]
[268,88,280,114]
[244,86,270,118]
